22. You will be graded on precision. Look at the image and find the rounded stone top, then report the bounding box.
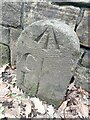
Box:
[18,19,80,52]
[17,19,80,106]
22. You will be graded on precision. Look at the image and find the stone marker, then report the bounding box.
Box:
[17,20,80,106]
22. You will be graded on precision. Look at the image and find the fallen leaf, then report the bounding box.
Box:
[47,105,54,118]
[21,98,32,118]
[11,65,16,70]
[31,97,45,114]
[58,100,68,111]
[0,64,9,76]
[77,101,89,118]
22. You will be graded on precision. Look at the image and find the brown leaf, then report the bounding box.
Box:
[77,101,89,118]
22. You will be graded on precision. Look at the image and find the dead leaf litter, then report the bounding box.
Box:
[0,64,89,119]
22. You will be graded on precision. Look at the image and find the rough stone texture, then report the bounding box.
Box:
[24,2,89,46]
[24,2,80,28]
[17,20,80,105]
[0,26,21,65]
[0,2,2,24]
[0,26,10,66]
[0,2,23,65]
[75,65,90,92]
[10,28,22,65]
[81,50,90,68]
[0,44,9,66]
[2,2,21,27]
[0,26,10,45]
[0,1,89,96]
[0,1,89,66]
[76,10,90,47]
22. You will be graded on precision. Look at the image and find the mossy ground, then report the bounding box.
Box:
[0,44,9,66]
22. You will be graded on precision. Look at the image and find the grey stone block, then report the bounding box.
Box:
[81,50,90,68]
[75,66,90,92]
[0,26,10,66]
[10,28,22,65]
[2,2,21,26]
[0,44,9,66]
[0,26,10,45]
[17,20,80,106]
[0,26,22,65]
[24,2,79,28]
[76,10,89,47]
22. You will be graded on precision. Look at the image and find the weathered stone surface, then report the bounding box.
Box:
[2,2,21,26]
[75,65,90,92]
[1,1,89,68]
[0,26,10,66]
[17,20,80,105]
[24,2,80,28]
[0,26,22,66]
[0,2,2,24]
[76,10,90,47]
[0,44,9,66]
[81,50,90,68]
[10,28,22,65]
[0,26,10,45]
[24,2,89,47]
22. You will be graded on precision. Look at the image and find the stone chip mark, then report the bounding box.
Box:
[34,28,48,42]
[26,54,37,71]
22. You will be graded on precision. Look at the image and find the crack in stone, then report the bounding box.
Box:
[52,28,60,49]
[21,71,25,85]
[0,23,22,29]
[20,2,24,30]
[77,50,86,66]
[20,71,31,93]
[74,8,85,32]
[74,50,86,73]
[80,43,90,50]
[35,82,40,97]
[51,2,90,8]
[35,58,44,96]
[0,29,11,67]
[7,28,11,67]
[0,2,25,30]
[69,51,86,86]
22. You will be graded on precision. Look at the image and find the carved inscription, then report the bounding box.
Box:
[17,20,80,105]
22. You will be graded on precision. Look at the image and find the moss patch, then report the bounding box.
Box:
[0,44,9,66]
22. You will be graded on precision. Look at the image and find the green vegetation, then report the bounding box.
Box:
[0,44,9,66]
